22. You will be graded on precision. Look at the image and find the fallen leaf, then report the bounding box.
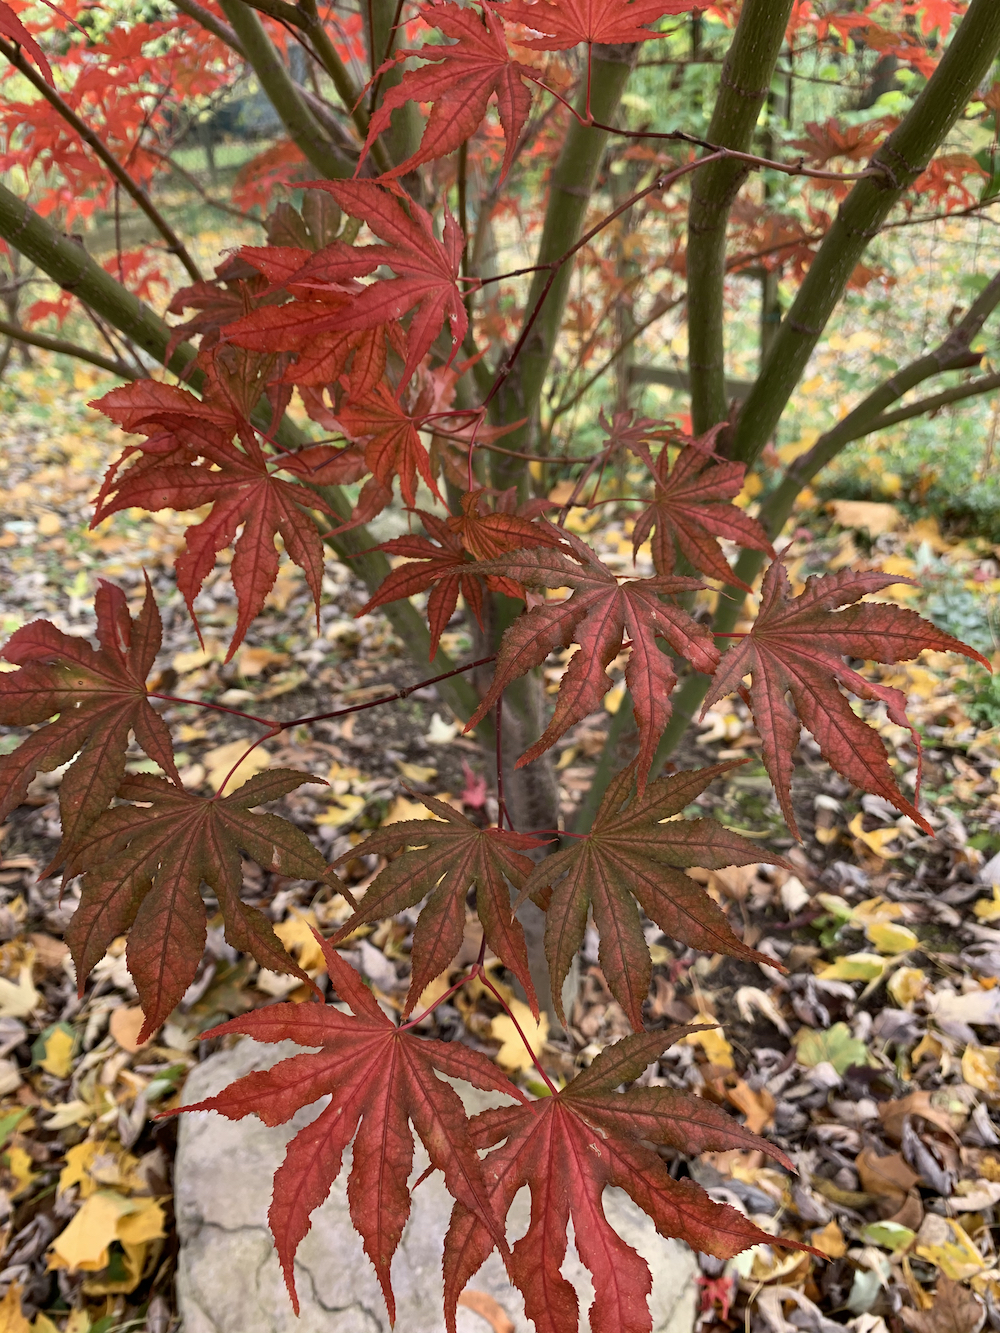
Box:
[849,812,902,858]
[879,1091,961,1142]
[425,712,459,744]
[490,999,549,1072]
[6,1145,36,1196]
[683,1014,734,1070]
[866,920,919,954]
[795,1023,870,1074]
[828,500,904,536]
[37,1024,76,1077]
[914,1215,986,1281]
[973,885,1000,922]
[109,1007,152,1054]
[237,647,289,677]
[0,1285,29,1333]
[961,1045,1000,1096]
[900,1275,984,1333]
[396,761,437,783]
[726,1078,775,1134]
[889,967,928,1008]
[815,952,887,982]
[0,964,40,1018]
[857,1149,919,1206]
[862,1220,916,1252]
[203,740,272,794]
[274,910,327,973]
[316,792,366,827]
[49,1191,165,1274]
[810,1219,847,1259]
[457,1290,515,1333]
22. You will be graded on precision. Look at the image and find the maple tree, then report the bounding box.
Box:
[0,0,999,1328]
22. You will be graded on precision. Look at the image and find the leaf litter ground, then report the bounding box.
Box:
[0,369,1000,1333]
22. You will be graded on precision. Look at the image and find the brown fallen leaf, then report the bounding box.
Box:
[28,932,69,974]
[900,1276,984,1333]
[879,1091,961,1143]
[457,1290,516,1333]
[857,1148,920,1214]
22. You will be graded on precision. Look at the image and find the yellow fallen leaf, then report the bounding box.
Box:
[0,964,40,1019]
[810,1219,847,1259]
[171,647,220,675]
[816,952,886,982]
[866,920,918,954]
[915,1218,986,1280]
[49,1193,127,1271]
[974,886,1000,922]
[37,513,61,537]
[203,741,271,794]
[491,1000,549,1073]
[395,761,437,783]
[59,1141,100,1198]
[49,1191,164,1275]
[0,1284,30,1333]
[848,812,900,858]
[33,1314,59,1333]
[962,1044,1000,1097]
[316,793,366,828]
[603,684,626,715]
[381,795,446,826]
[415,972,454,1014]
[274,910,327,973]
[39,1026,76,1078]
[116,1198,165,1246]
[888,967,927,1008]
[6,1145,37,1197]
[682,1014,734,1069]
[828,500,902,537]
[851,896,905,925]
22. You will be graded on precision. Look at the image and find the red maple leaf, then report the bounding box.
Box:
[0,1,53,83]
[466,532,719,791]
[334,383,443,510]
[443,1027,812,1333]
[630,435,774,588]
[178,938,516,1321]
[495,0,693,49]
[283,181,467,388]
[357,494,565,656]
[519,762,782,1028]
[64,769,330,1040]
[702,561,990,838]
[0,579,179,868]
[92,380,335,658]
[331,791,550,1014]
[361,2,536,181]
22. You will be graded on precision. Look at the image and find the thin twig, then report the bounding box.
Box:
[0,317,135,378]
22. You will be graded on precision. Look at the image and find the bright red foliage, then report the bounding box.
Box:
[0,578,178,867]
[497,0,695,50]
[180,939,516,1320]
[703,561,991,838]
[467,532,719,790]
[362,2,537,180]
[443,1028,814,1333]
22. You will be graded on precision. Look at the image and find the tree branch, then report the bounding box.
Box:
[686,0,794,433]
[0,36,204,284]
[731,0,1000,468]
[489,42,637,492]
[0,317,136,378]
[216,0,352,180]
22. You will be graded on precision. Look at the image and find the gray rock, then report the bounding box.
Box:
[174,1039,698,1333]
